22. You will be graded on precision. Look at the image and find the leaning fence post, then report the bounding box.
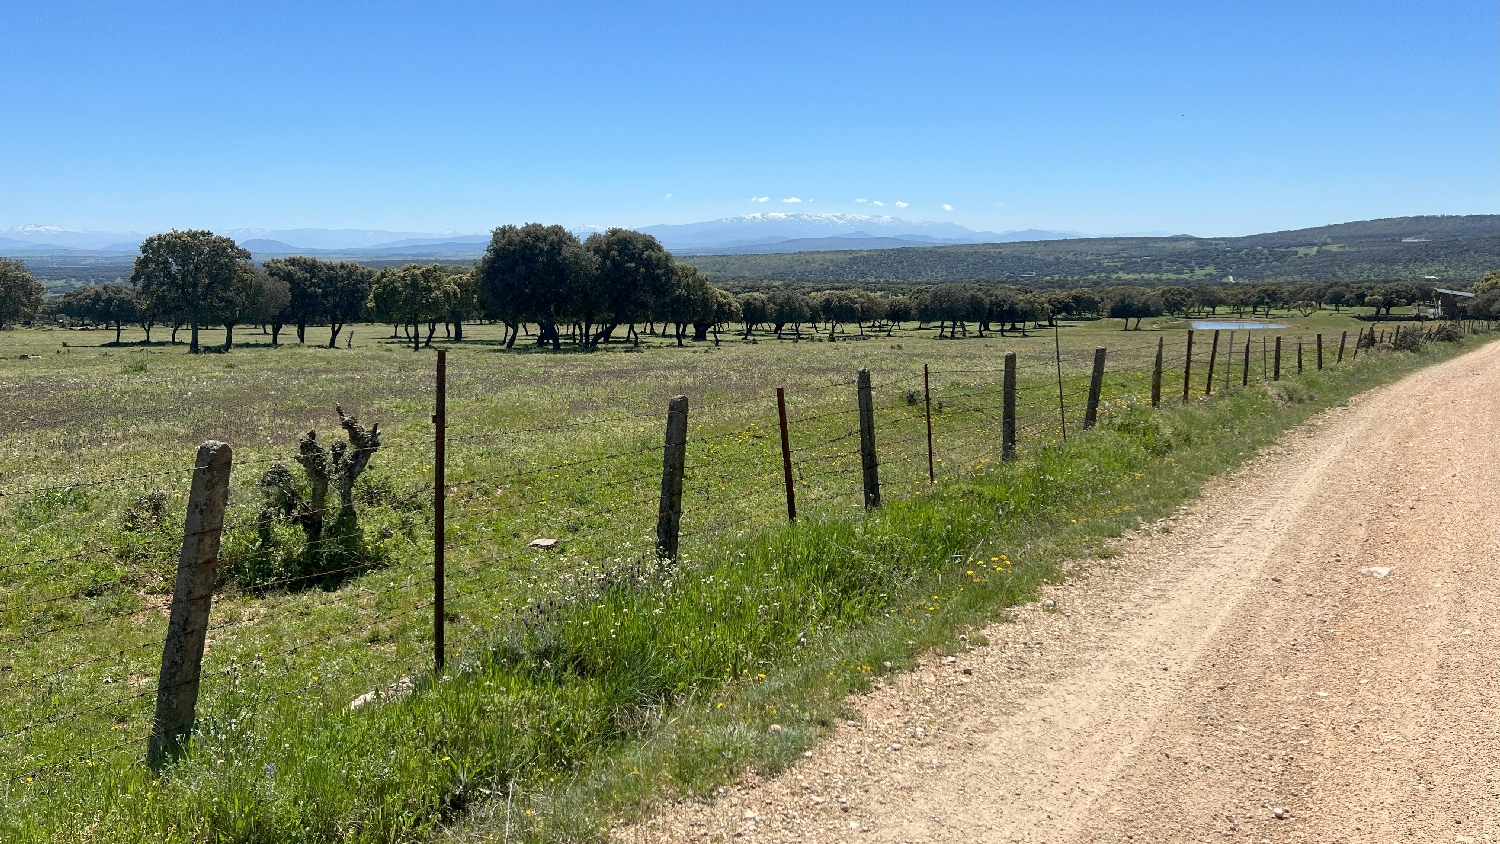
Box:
[1297,339,1304,373]
[1242,335,1251,386]
[148,440,233,769]
[1150,337,1163,407]
[1182,329,1194,404]
[923,364,934,483]
[857,369,880,508]
[1002,352,1017,461]
[1337,330,1347,364]
[776,387,796,523]
[1352,328,1361,361]
[657,395,689,559]
[1083,346,1105,430]
[1205,330,1220,396]
[1316,334,1324,370]
[1273,336,1282,380]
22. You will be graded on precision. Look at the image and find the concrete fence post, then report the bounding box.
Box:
[656,395,688,560]
[148,440,233,769]
[1084,346,1106,430]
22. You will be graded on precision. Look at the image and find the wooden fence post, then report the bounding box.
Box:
[1002,352,1017,461]
[776,387,795,523]
[1084,347,1106,430]
[1242,335,1251,386]
[433,349,446,672]
[1205,330,1220,396]
[656,395,688,559]
[1352,328,1361,361]
[1297,339,1304,373]
[148,440,233,769]
[1182,329,1194,404]
[857,369,880,508]
[1273,336,1282,380]
[923,364,934,483]
[1150,336,1163,407]
[1316,334,1324,370]
[1337,330,1347,364]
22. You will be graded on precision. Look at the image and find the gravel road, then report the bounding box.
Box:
[622,341,1500,843]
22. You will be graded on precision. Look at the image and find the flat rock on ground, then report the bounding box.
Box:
[619,340,1500,843]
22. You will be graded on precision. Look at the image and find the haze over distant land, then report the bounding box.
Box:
[8,214,1497,292]
[0,215,1089,257]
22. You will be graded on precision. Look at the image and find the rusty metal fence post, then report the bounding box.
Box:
[433,349,446,672]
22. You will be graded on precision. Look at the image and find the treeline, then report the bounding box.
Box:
[7,228,1500,351]
[683,223,1500,286]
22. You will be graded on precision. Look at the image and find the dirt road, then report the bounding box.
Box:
[626,341,1500,843]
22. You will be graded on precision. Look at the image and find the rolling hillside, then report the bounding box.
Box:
[682,215,1500,286]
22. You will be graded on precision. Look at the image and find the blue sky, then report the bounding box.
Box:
[2,0,1496,237]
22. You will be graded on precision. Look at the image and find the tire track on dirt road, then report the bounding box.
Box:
[623,340,1500,844]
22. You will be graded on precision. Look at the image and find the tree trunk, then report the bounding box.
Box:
[271,323,282,346]
[296,321,306,344]
[693,322,710,342]
[539,317,561,350]
[424,321,437,347]
[115,323,123,344]
[328,323,343,348]
[223,322,235,350]
[190,318,200,354]
[453,320,464,342]
[411,323,421,351]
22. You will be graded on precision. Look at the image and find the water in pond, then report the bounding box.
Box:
[1190,320,1287,331]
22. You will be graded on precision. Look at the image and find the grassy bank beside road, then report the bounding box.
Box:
[0,318,1484,842]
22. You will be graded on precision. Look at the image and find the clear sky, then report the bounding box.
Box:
[2,0,1496,237]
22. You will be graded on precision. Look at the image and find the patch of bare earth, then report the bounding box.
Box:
[620,341,1500,844]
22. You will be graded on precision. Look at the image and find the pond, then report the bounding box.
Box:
[1190,320,1287,331]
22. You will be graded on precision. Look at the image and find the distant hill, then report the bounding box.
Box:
[638,213,1086,252]
[681,215,1500,286]
[241,239,302,253]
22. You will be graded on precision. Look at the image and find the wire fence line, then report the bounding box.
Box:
[0,320,1485,782]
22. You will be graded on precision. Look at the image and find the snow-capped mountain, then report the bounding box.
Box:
[220,229,487,249]
[637,214,1085,251]
[0,226,145,251]
[1,218,1090,259]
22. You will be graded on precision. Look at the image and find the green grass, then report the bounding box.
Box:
[0,310,1482,842]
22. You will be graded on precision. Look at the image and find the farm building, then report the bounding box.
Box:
[1433,288,1475,320]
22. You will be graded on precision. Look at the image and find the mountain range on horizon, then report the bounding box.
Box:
[0,215,1147,258]
[11,214,1496,291]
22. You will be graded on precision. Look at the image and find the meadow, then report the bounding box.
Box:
[0,309,1476,842]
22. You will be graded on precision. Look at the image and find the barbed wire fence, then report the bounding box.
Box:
[0,318,1487,785]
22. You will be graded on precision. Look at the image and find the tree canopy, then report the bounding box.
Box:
[131,230,253,353]
[0,258,44,330]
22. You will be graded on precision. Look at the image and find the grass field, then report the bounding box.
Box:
[0,309,1476,842]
